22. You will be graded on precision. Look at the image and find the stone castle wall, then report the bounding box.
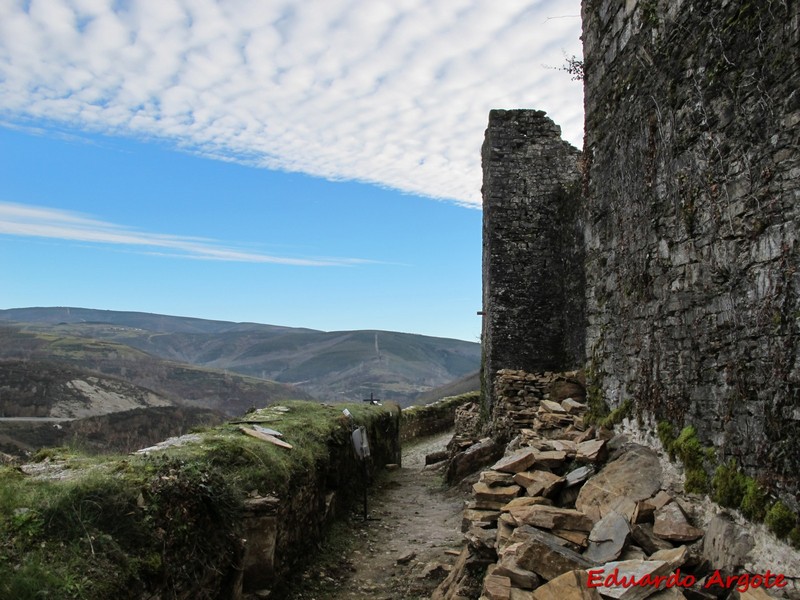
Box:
[582,0,799,500]
[481,110,584,414]
[481,0,800,500]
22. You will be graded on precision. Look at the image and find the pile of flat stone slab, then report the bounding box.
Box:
[490,370,586,440]
[444,380,590,484]
[432,394,769,600]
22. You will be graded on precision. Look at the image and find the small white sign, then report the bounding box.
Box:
[351,426,371,459]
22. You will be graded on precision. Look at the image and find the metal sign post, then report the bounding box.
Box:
[351,425,371,521]
[343,410,376,522]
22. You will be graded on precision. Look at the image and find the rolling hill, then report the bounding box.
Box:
[0,307,482,405]
[413,370,481,405]
[0,328,314,418]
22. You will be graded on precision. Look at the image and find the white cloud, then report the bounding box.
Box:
[0,201,371,266]
[0,0,583,206]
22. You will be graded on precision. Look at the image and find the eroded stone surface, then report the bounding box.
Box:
[531,570,602,600]
[702,514,754,572]
[576,445,662,522]
[512,526,596,581]
[484,573,512,600]
[514,470,564,498]
[482,470,518,487]
[474,482,522,505]
[576,439,607,464]
[652,503,703,543]
[503,496,553,511]
[586,559,672,600]
[584,511,631,563]
[493,449,538,474]
[508,504,594,532]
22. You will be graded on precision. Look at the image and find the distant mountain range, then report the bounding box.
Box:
[0,307,481,407]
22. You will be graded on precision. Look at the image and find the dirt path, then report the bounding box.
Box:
[284,430,468,600]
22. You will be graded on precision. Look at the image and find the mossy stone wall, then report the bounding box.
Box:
[582,0,800,501]
[400,392,479,443]
[0,401,401,599]
[244,403,401,592]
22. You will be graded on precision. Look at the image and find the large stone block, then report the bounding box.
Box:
[508,504,594,532]
[511,526,597,581]
[576,445,662,523]
[531,570,602,600]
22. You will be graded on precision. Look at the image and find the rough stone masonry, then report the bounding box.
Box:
[481,109,584,415]
[481,0,800,502]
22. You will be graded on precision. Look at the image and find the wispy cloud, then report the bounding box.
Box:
[0,0,583,206]
[0,201,370,266]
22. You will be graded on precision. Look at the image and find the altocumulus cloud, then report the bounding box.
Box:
[0,0,583,206]
[0,201,372,266]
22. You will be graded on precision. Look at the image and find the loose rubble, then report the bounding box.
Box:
[434,370,799,600]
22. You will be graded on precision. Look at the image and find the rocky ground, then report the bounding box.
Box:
[434,369,800,600]
[283,429,469,600]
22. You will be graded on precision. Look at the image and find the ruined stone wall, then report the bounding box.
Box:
[481,110,584,414]
[582,0,800,500]
[243,408,401,593]
[490,370,587,442]
[400,392,479,443]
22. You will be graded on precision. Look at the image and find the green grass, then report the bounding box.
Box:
[0,400,398,598]
[190,401,394,495]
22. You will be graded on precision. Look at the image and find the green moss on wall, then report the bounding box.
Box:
[599,399,634,429]
[678,449,800,551]
[712,459,748,508]
[401,391,478,442]
[656,423,712,493]
[585,348,609,424]
[765,500,797,540]
[0,400,400,598]
[710,458,771,523]
[740,478,768,522]
[657,421,676,459]
[672,426,711,493]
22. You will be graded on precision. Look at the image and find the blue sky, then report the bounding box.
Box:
[0,0,583,342]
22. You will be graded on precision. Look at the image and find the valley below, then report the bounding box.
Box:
[0,306,480,455]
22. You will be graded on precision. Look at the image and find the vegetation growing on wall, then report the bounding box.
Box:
[0,401,398,599]
[656,423,713,493]
[0,455,241,599]
[711,458,800,546]
[765,501,798,541]
[583,0,799,501]
[401,391,479,441]
[652,437,800,548]
[560,54,584,81]
[598,398,633,429]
